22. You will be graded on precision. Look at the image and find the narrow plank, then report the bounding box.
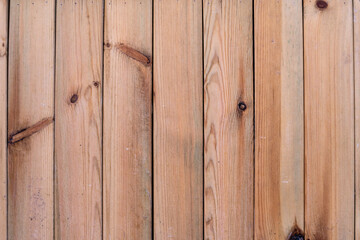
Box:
[8,0,55,239]
[203,0,253,239]
[0,0,7,238]
[304,0,354,239]
[254,0,304,239]
[103,0,152,239]
[154,0,203,239]
[55,0,103,239]
[356,0,360,238]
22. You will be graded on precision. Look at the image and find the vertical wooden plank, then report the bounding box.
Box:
[103,0,152,239]
[55,0,103,239]
[154,0,203,239]
[255,0,304,239]
[304,0,354,239]
[355,0,360,238]
[0,0,7,238]
[203,0,253,239]
[8,0,55,239]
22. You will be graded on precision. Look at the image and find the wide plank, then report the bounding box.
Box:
[254,0,304,239]
[154,0,203,239]
[103,0,152,239]
[0,0,7,238]
[304,0,354,239]
[55,0,103,239]
[203,0,254,239]
[8,0,55,239]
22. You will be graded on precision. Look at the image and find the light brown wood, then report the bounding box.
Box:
[55,0,103,239]
[356,1,360,238]
[0,0,7,238]
[203,0,253,239]
[103,0,152,239]
[255,0,304,239]
[154,0,203,239]
[8,0,55,239]
[304,0,354,239]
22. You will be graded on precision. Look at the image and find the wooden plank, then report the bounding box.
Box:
[8,0,55,239]
[103,0,152,239]
[203,0,253,239]
[304,0,354,239]
[154,0,203,239]
[55,0,103,239]
[254,0,304,239]
[0,0,7,238]
[356,1,360,238]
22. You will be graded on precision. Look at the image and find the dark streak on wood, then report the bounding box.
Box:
[8,117,54,144]
[106,42,151,66]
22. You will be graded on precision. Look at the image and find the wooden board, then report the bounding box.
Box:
[203,0,253,239]
[356,1,360,238]
[304,0,354,239]
[254,0,304,239]
[154,0,203,239]
[103,0,152,239]
[8,0,55,239]
[0,0,7,238]
[55,0,103,239]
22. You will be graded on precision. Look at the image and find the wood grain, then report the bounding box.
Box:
[55,0,103,239]
[203,0,253,239]
[154,0,203,239]
[304,0,354,239]
[103,0,152,239]
[255,0,304,239]
[0,0,7,238]
[8,0,55,239]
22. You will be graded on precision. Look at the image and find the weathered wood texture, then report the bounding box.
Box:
[0,0,7,238]
[304,0,354,239]
[2,1,360,239]
[55,0,103,239]
[8,0,55,239]
[103,0,152,239]
[203,0,253,239]
[154,0,203,239]
[255,0,304,239]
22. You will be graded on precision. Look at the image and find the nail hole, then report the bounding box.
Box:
[70,94,78,103]
[238,102,247,111]
[316,0,328,9]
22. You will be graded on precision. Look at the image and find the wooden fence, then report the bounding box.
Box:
[0,0,358,239]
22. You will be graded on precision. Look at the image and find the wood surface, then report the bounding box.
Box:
[353,1,360,239]
[55,0,103,239]
[203,0,253,239]
[103,0,152,239]
[304,0,354,239]
[356,0,360,238]
[254,0,304,239]
[154,0,203,239]
[8,0,55,239]
[1,2,359,239]
[0,0,7,238]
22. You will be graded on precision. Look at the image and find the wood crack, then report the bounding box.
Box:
[8,117,54,144]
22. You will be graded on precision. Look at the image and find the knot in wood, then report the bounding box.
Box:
[238,101,247,111]
[316,0,328,9]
